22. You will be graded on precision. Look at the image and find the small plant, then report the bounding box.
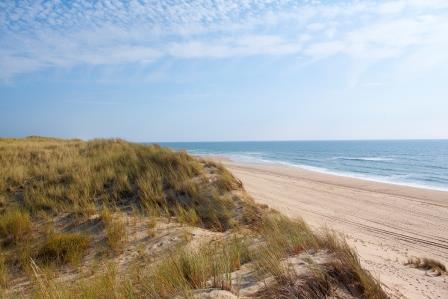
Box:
[104,217,127,252]
[405,257,446,275]
[146,218,157,238]
[175,204,200,226]
[0,209,32,244]
[36,232,90,265]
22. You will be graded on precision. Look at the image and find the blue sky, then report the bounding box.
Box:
[1,0,448,142]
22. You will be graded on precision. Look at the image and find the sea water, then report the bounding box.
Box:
[160,140,448,191]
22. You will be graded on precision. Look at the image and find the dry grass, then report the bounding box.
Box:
[0,137,387,298]
[100,207,127,252]
[0,209,32,245]
[105,217,127,253]
[405,257,446,275]
[254,214,387,299]
[142,236,250,298]
[36,232,91,266]
[25,215,386,299]
[0,137,249,230]
[0,138,203,215]
[27,236,250,299]
[0,252,8,288]
[146,218,157,238]
[30,261,120,299]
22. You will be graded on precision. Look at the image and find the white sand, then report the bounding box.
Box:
[223,160,448,299]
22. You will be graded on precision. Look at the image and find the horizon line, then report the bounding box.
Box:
[2,135,448,143]
[153,138,448,143]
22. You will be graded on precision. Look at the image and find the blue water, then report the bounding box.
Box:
[160,140,448,191]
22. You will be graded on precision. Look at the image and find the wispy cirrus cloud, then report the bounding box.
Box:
[1,0,448,81]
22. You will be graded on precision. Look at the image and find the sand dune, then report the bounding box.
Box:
[223,160,448,299]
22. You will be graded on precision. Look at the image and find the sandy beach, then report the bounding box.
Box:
[222,159,448,299]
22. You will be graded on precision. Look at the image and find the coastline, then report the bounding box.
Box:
[215,157,448,299]
[198,153,448,192]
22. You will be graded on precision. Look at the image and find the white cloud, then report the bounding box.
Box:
[1,0,448,80]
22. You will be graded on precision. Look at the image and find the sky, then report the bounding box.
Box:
[1,0,448,142]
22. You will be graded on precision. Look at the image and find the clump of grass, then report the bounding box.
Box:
[253,214,386,299]
[146,218,157,238]
[405,257,446,275]
[255,264,330,299]
[66,263,120,299]
[30,259,121,299]
[320,231,386,299]
[100,207,112,225]
[36,232,90,266]
[146,237,250,297]
[103,216,127,253]
[260,213,317,256]
[136,169,166,212]
[0,252,8,288]
[175,204,200,226]
[212,162,242,192]
[0,209,32,245]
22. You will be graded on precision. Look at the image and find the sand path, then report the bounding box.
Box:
[224,161,448,299]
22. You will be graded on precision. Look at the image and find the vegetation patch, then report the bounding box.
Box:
[0,138,255,231]
[0,209,32,245]
[0,137,386,298]
[104,217,127,253]
[36,232,90,266]
[145,236,250,297]
[405,257,446,275]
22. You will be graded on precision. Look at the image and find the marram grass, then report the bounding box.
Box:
[0,137,388,298]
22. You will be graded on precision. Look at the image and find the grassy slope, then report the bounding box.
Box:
[0,137,387,298]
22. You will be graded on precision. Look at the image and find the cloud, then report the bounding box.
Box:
[1,0,448,81]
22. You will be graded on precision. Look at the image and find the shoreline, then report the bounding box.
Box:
[201,153,448,194]
[217,158,448,299]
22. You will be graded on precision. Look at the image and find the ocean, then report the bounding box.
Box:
[160,140,448,191]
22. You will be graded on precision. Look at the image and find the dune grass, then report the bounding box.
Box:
[0,137,386,298]
[253,214,386,299]
[36,232,91,266]
[32,236,251,299]
[104,217,127,253]
[0,253,8,288]
[405,257,446,275]
[145,237,250,297]
[0,209,32,245]
[0,137,248,230]
[27,215,386,299]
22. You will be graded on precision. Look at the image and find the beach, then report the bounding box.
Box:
[222,159,448,299]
